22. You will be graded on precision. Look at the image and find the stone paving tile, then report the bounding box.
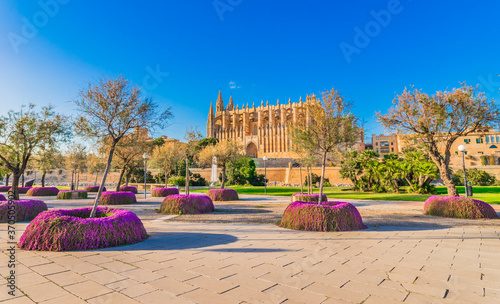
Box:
[63,280,113,300]
[16,271,49,287]
[179,287,240,304]
[99,260,138,273]
[264,284,328,303]
[121,267,164,283]
[147,276,198,295]
[0,296,36,304]
[134,290,194,304]
[39,293,87,304]
[83,269,128,285]
[19,282,68,303]
[304,282,370,303]
[45,270,87,287]
[87,291,140,304]
[184,275,238,294]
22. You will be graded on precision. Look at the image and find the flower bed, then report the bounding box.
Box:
[206,189,239,201]
[0,200,48,223]
[18,187,32,194]
[160,195,214,214]
[0,194,6,201]
[280,201,367,232]
[26,187,59,197]
[0,186,11,192]
[18,207,148,251]
[100,191,137,205]
[57,190,88,200]
[423,196,499,219]
[84,186,106,192]
[291,193,328,203]
[119,186,138,194]
[151,187,179,197]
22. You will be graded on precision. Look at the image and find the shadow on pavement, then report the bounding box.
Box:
[206,248,292,253]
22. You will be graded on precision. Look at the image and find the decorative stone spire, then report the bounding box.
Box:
[266,100,269,106]
[261,100,264,107]
[227,96,234,111]
[246,102,249,109]
[288,98,291,104]
[216,90,224,112]
[207,101,215,137]
[277,99,280,106]
[252,101,255,108]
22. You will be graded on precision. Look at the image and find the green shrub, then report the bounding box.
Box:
[453,168,496,186]
[480,155,488,166]
[168,176,185,186]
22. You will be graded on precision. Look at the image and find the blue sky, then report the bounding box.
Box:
[1,0,499,142]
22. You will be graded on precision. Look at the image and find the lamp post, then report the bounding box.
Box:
[458,145,468,198]
[143,153,148,199]
[263,156,268,195]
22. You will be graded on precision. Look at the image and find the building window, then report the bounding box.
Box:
[491,136,495,143]
[254,126,257,135]
[455,151,458,155]
[376,148,379,152]
[486,137,489,143]
[497,136,499,143]
[380,141,389,147]
[391,142,393,145]
[490,145,498,149]
[376,142,378,146]
[391,148,394,152]
[464,139,470,144]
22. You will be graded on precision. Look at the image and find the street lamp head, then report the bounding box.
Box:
[458,145,467,152]
[143,153,149,159]
[263,156,268,161]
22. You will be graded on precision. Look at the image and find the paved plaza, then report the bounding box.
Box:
[1,194,500,303]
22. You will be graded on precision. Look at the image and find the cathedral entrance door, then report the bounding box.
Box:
[246,142,258,158]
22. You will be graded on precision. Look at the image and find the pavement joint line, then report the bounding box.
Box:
[219,284,240,295]
[261,283,278,292]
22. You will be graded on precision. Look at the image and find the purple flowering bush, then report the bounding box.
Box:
[160,195,214,214]
[0,194,6,201]
[206,189,239,201]
[18,207,148,251]
[26,187,60,197]
[85,186,106,192]
[423,196,499,219]
[0,199,48,223]
[0,186,11,192]
[18,187,32,194]
[100,191,137,205]
[280,201,367,232]
[57,190,88,200]
[151,188,179,197]
[291,193,328,203]
[119,186,138,194]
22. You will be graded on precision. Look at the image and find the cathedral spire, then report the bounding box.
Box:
[216,90,224,112]
[207,101,215,137]
[227,96,234,111]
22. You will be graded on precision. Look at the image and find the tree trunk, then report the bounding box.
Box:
[5,174,10,187]
[11,174,20,200]
[71,170,75,191]
[318,152,327,204]
[308,166,312,195]
[125,171,131,186]
[116,168,126,192]
[21,174,25,187]
[221,163,226,189]
[165,169,168,187]
[299,165,303,194]
[90,145,116,218]
[428,147,459,196]
[94,172,98,186]
[41,171,46,187]
[76,172,80,190]
[185,158,189,196]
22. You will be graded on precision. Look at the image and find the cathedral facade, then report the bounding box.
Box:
[207,91,365,159]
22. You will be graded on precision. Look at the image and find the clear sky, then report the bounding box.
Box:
[1,0,499,142]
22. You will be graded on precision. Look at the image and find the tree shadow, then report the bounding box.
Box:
[206,248,291,253]
[213,208,272,214]
[101,232,238,251]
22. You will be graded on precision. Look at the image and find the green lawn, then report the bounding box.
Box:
[191,186,500,204]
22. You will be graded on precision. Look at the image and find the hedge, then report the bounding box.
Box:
[151,188,179,197]
[18,187,32,194]
[0,186,11,192]
[291,193,328,203]
[119,186,138,194]
[100,191,137,205]
[57,190,88,200]
[160,195,214,215]
[18,207,148,251]
[0,194,6,201]
[0,199,48,223]
[206,189,239,201]
[423,196,499,219]
[84,186,106,192]
[26,187,59,197]
[280,201,367,232]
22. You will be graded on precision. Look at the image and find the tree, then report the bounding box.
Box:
[289,87,361,203]
[378,83,500,196]
[339,151,362,187]
[73,75,172,217]
[198,137,219,149]
[198,139,243,188]
[0,104,70,199]
[112,133,153,191]
[87,152,107,186]
[65,144,87,190]
[181,127,202,195]
[151,141,184,187]
[36,146,63,187]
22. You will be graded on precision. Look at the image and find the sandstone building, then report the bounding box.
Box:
[207,91,365,159]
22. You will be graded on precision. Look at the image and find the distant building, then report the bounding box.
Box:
[372,133,399,157]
